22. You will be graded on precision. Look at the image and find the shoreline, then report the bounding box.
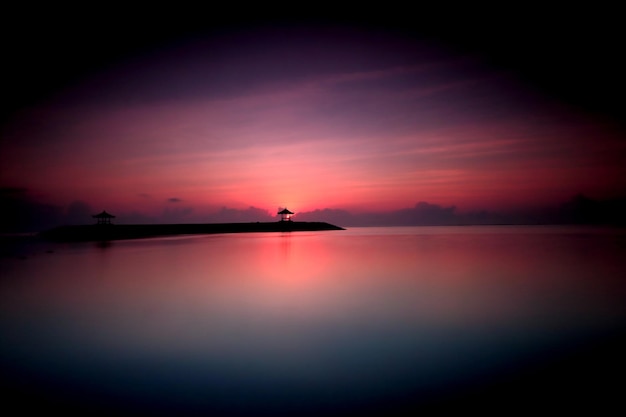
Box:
[38,222,345,242]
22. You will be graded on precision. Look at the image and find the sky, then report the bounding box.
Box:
[1,8,625,229]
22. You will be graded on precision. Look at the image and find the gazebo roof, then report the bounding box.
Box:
[278,208,294,214]
[92,210,115,218]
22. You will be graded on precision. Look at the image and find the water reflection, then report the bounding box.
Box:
[1,227,625,414]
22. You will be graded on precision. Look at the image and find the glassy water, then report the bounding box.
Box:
[1,226,625,415]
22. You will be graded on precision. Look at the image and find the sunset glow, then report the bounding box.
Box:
[2,19,625,228]
[2,10,626,415]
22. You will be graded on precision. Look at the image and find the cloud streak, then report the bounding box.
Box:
[1,25,624,219]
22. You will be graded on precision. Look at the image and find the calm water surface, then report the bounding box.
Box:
[1,226,625,415]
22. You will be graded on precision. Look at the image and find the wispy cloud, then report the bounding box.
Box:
[1,28,624,215]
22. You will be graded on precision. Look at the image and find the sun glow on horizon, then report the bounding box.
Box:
[1,24,625,229]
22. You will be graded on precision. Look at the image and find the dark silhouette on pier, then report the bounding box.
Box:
[39,221,344,242]
[39,209,344,242]
[92,210,115,225]
[278,208,294,222]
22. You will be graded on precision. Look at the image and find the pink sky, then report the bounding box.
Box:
[1,24,625,223]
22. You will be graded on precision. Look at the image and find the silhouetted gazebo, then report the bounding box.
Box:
[278,208,294,222]
[93,210,115,225]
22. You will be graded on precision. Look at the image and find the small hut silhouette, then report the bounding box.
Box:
[278,208,294,222]
[93,210,115,225]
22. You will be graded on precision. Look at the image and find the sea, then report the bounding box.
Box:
[1,225,625,415]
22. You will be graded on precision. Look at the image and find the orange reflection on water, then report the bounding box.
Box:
[2,226,626,415]
[2,227,625,348]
